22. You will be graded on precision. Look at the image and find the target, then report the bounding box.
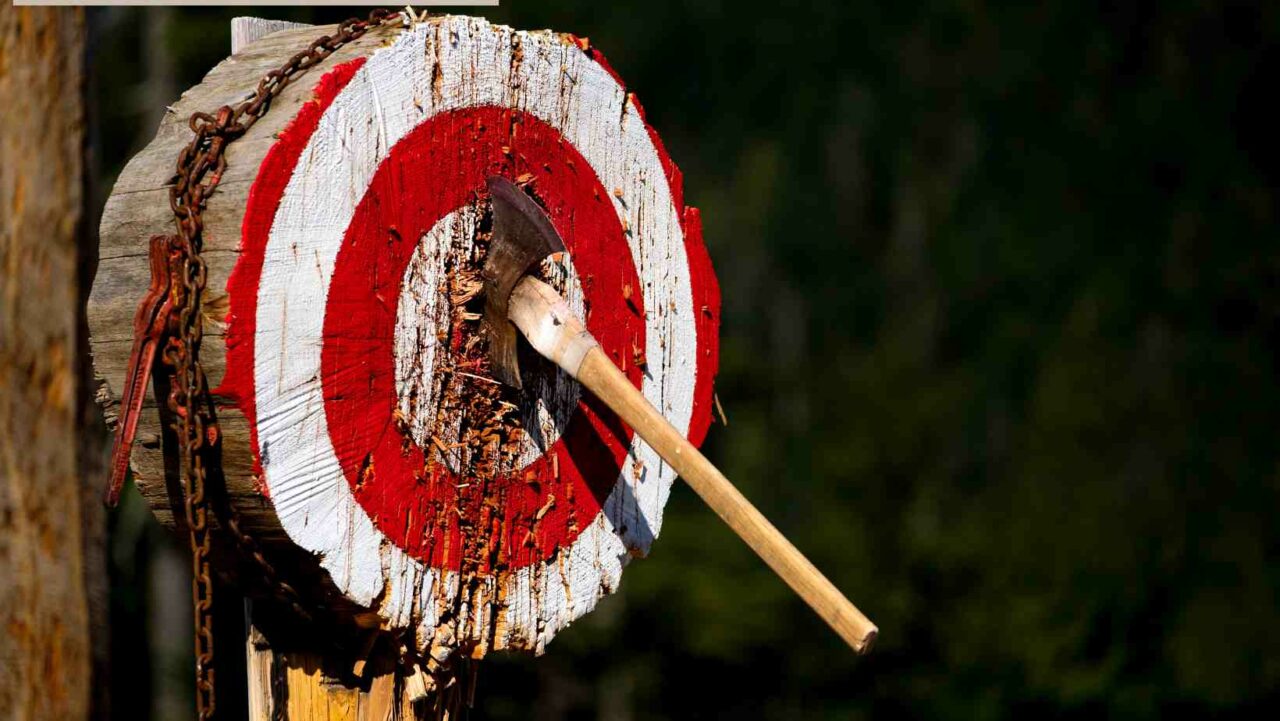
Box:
[219,17,719,654]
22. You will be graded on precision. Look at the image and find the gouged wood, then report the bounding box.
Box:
[246,623,273,721]
[405,666,432,704]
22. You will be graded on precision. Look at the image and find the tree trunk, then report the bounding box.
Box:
[0,4,90,720]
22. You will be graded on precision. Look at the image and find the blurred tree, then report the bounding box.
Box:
[0,4,93,720]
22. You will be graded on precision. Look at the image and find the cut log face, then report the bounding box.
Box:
[89,15,721,658]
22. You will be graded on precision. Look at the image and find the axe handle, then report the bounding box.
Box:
[577,348,878,654]
[509,277,878,654]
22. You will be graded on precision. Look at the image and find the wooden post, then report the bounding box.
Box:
[0,4,91,719]
[245,603,407,721]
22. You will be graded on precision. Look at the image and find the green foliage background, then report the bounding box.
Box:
[92,2,1280,718]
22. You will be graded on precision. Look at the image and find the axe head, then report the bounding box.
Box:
[482,176,566,389]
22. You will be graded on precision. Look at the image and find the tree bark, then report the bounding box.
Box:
[0,4,90,720]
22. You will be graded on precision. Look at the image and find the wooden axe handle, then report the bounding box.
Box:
[509,277,878,654]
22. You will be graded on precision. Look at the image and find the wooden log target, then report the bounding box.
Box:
[90,15,720,658]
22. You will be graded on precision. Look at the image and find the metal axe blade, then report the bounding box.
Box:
[481,176,566,389]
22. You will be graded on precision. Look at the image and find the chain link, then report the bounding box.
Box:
[164,11,396,719]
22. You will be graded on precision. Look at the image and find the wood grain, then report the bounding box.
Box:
[88,21,396,534]
[0,5,91,718]
[231,17,313,54]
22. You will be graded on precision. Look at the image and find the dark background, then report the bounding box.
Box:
[88,2,1280,719]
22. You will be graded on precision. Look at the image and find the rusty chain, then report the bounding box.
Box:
[164,10,396,719]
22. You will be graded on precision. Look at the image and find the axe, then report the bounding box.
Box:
[482,177,877,654]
